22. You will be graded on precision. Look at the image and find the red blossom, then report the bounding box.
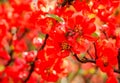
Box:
[37,17,56,34]
[35,50,64,82]
[106,75,118,83]
[73,0,90,12]
[0,0,120,83]
[13,39,28,52]
[0,50,10,61]
[96,40,118,73]
[9,0,32,13]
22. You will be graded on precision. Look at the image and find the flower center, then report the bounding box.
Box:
[44,67,57,76]
[102,56,109,67]
[61,42,70,50]
[74,25,83,35]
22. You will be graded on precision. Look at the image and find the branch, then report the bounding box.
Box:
[74,53,96,63]
[117,48,120,69]
[24,62,35,82]
[114,69,120,73]
[24,34,49,82]
[117,48,120,82]
[5,49,14,66]
[38,34,49,51]
[74,53,120,74]
[60,0,74,6]
[5,28,29,66]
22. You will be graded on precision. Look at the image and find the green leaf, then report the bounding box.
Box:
[78,69,84,74]
[91,32,99,37]
[78,53,86,59]
[46,14,64,22]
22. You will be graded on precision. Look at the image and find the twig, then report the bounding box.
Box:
[93,42,98,60]
[87,49,93,59]
[74,53,96,63]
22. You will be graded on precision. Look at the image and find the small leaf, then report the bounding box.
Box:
[78,53,86,59]
[91,32,99,37]
[46,14,64,22]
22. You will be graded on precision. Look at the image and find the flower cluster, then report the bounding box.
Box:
[0,0,120,83]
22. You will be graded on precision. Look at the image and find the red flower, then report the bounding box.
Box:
[37,17,56,34]
[37,0,47,8]
[96,57,113,73]
[13,39,28,52]
[73,0,90,12]
[9,0,32,13]
[65,15,96,53]
[67,15,96,37]
[96,40,118,73]
[0,76,9,83]
[4,66,21,82]
[35,50,64,82]
[47,33,70,58]
[0,50,10,61]
[106,75,118,83]
[24,51,37,63]
[101,23,116,38]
